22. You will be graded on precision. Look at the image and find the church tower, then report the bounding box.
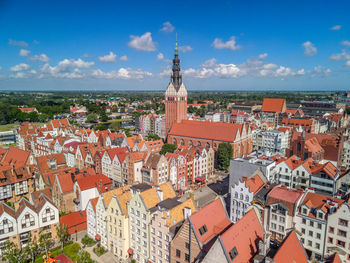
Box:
[165,38,188,137]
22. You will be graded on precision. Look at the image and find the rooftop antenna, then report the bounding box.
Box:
[175,32,178,55]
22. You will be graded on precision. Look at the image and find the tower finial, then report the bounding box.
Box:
[175,32,178,55]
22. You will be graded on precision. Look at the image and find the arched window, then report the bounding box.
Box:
[189,140,193,146]
[173,138,177,145]
[240,193,243,200]
[180,139,185,145]
[245,195,249,202]
[206,142,210,148]
[197,141,201,147]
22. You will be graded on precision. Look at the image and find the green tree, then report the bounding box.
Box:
[86,113,98,123]
[1,240,27,263]
[56,223,70,253]
[39,230,54,259]
[160,143,177,155]
[217,142,233,171]
[110,121,121,132]
[146,133,161,141]
[25,233,40,263]
[78,251,93,263]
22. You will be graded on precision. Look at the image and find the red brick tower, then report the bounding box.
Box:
[165,39,188,138]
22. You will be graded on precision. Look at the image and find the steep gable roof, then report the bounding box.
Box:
[273,230,308,263]
[76,173,111,192]
[190,198,231,245]
[267,186,303,216]
[164,199,196,227]
[242,173,266,194]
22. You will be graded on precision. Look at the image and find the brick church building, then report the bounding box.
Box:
[165,41,253,158]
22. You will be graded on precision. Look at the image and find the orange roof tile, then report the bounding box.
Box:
[273,230,308,263]
[164,199,196,227]
[242,174,265,194]
[76,173,111,192]
[261,98,286,113]
[267,186,303,216]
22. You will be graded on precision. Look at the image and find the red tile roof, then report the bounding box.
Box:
[261,98,286,113]
[267,186,303,216]
[327,253,343,263]
[273,230,308,263]
[219,209,264,263]
[284,155,303,170]
[169,120,245,143]
[60,211,87,235]
[242,174,265,194]
[190,198,232,245]
[282,118,313,126]
[76,173,111,192]
[1,147,30,166]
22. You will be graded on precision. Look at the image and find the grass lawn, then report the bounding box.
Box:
[34,242,81,263]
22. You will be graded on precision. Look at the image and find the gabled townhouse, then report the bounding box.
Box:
[101,147,128,186]
[95,186,130,249]
[170,198,232,263]
[75,143,100,169]
[142,140,164,154]
[273,155,302,188]
[126,135,145,152]
[325,201,350,262]
[86,197,98,240]
[230,170,267,223]
[121,151,146,185]
[202,207,264,263]
[73,173,111,211]
[165,152,187,190]
[128,182,176,263]
[106,189,132,261]
[265,185,304,241]
[149,198,196,263]
[295,191,344,261]
[0,194,59,253]
[142,153,169,186]
[108,133,128,148]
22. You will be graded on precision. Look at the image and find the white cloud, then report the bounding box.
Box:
[329,50,350,61]
[9,69,37,79]
[341,40,350,47]
[331,25,341,31]
[178,45,193,53]
[98,51,117,63]
[160,22,175,33]
[312,66,331,77]
[345,60,350,67]
[8,39,28,47]
[120,55,128,61]
[128,32,156,51]
[19,49,30,57]
[29,54,50,63]
[157,53,164,60]
[212,36,240,50]
[91,68,152,80]
[9,63,30,72]
[201,58,217,68]
[303,41,317,57]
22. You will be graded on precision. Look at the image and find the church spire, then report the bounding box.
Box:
[171,33,182,91]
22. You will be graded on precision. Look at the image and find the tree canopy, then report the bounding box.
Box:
[160,143,176,155]
[217,142,233,171]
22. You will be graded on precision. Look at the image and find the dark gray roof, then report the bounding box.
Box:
[131,183,152,192]
[207,176,229,196]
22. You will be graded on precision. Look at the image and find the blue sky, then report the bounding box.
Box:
[0,0,349,91]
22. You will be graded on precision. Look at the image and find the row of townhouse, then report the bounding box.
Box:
[0,194,59,254]
[229,177,350,263]
[273,155,349,196]
[136,114,165,138]
[252,127,291,154]
[86,182,197,263]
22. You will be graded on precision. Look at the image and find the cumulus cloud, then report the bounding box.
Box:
[345,60,350,67]
[19,49,30,57]
[98,51,117,63]
[331,25,341,31]
[160,22,175,33]
[303,41,317,57]
[169,53,305,79]
[312,66,331,77]
[212,36,240,50]
[8,39,28,47]
[9,63,30,72]
[128,32,156,51]
[28,53,50,63]
[329,50,350,61]
[120,55,128,61]
[341,40,350,47]
[178,45,193,53]
[157,53,164,60]
[91,68,152,80]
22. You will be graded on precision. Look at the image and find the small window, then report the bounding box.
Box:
[198,225,208,236]
[229,247,238,260]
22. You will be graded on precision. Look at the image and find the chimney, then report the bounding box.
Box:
[183,206,192,219]
[156,190,163,201]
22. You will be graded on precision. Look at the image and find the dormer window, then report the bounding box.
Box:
[229,247,238,260]
[318,212,323,219]
[302,208,308,214]
[198,225,208,236]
